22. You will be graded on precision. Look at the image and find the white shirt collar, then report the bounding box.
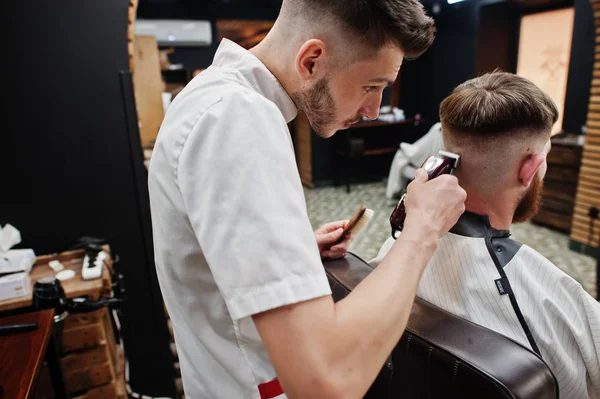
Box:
[213,39,298,123]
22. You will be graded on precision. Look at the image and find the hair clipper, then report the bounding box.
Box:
[390,150,461,239]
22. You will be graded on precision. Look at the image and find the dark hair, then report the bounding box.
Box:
[296,0,436,58]
[440,72,559,137]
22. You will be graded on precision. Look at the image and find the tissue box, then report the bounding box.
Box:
[0,272,30,302]
[0,249,36,274]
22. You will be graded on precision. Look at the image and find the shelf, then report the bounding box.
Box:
[348,119,415,130]
[336,147,398,158]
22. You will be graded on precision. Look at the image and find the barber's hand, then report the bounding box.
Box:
[404,169,467,239]
[315,220,354,259]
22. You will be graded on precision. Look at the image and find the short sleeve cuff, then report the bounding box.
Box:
[226,273,332,321]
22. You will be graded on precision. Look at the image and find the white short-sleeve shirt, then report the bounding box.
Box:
[148,39,332,398]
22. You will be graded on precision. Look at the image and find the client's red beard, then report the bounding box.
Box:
[512,176,544,223]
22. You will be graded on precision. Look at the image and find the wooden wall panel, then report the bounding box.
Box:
[133,35,165,148]
[571,2,600,250]
[128,0,138,70]
[293,111,314,187]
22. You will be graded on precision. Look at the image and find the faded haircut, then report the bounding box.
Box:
[440,71,559,141]
[283,0,436,59]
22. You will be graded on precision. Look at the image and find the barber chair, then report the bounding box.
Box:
[324,253,559,399]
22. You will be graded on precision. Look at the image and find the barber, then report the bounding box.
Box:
[148,0,466,397]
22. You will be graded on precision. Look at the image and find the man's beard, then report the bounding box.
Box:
[513,176,544,223]
[291,77,337,138]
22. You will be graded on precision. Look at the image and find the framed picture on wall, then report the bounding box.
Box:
[517,8,575,135]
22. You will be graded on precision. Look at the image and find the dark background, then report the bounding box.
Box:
[138,0,594,135]
[136,0,595,185]
[1,0,177,396]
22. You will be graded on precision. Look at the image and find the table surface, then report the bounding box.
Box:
[0,247,112,313]
[0,309,54,399]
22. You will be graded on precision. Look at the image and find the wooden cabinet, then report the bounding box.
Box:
[0,248,127,399]
[291,111,427,188]
[532,134,583,233]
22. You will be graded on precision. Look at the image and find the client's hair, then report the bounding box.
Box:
[440,72,558,139]
[439,72,559,195]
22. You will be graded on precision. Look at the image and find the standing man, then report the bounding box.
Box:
[148,0,466,397]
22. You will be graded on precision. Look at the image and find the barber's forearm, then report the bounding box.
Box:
[254,220,438,399]
[327,223,438,396]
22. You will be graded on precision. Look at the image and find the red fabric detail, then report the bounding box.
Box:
[258,378,284,399]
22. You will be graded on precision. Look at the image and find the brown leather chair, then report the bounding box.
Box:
[324,253,559,399]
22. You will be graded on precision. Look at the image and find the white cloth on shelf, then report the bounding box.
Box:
[385,122,444,199]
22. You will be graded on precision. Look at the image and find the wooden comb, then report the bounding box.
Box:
[328,205,374,247]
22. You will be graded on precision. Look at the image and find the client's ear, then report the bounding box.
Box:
[518,153,546,188]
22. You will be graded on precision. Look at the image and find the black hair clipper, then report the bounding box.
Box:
[390,150,461,239]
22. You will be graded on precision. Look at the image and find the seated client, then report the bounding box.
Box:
[371,72,600,399]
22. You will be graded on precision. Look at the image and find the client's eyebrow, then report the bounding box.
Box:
[369,77,395,86]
